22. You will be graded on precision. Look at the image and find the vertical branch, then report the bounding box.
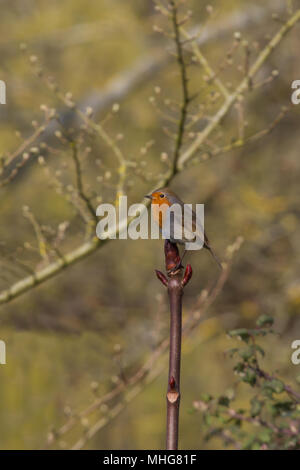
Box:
[157,3,192,446]
[70,141,97,224]
[166,273,182,450]
[170,0,190,174]
[156,240,193,450]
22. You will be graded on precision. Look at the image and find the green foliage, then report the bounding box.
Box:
[194,317,300,450]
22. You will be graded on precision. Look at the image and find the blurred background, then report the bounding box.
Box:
[0,0,299,449]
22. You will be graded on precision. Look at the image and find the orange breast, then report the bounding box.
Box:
[151,200,171,228]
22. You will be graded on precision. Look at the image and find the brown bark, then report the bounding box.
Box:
[155,240,192,450]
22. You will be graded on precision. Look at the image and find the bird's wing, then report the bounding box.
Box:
[164,203,205,246]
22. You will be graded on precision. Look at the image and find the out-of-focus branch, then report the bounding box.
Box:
[0,115,52,188]
[182,28,229,99]
[0,6,296,307]
[60,1,289,123]
[22,206,50,264]
[170,0,190,175]
[187,105,290,167]
[70,141,97,223]
[0,237,101,304]
[75,109,127,203]
[177,8,300,169]
[156,0,229,100]
[1,1,286,182]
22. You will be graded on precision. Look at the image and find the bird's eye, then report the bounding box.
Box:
[160,194,165,199]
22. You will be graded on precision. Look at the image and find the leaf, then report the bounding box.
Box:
[258,429,272,444]
[234,361,245,373]
[228,328,251,342]
[254,344,265,357]
[251,442,262,450]
[200,393,213,403]
[227,348,239,357]
[242,435,256,450]
[250,397,263,417]
[239,347,255,360]
[270,400,294,417]
[218,396,230,407]
[203,413,212,426]
[243,369,257,386]
[269,379,284,394]
[239,345,264,360]
[256,315,274,327]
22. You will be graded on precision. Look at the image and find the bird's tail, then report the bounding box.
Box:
[207,246,223,270]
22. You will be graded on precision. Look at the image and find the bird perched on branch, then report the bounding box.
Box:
[145,187,222,271]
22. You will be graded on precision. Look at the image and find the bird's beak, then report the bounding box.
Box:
[144,195,152,200]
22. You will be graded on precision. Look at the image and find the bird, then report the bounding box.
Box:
[145,187,222,270]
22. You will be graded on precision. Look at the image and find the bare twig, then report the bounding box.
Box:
[156,240,193,450]
[70,141,97,223]
[177,9,300,169]
[187,106,290,166]
[0,120,49,188]
[1,2,285,182]
[170,1,190,174]
[0,6,297,307]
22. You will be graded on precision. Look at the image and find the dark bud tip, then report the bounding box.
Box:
[182,264,193,287]
[164,240,181,273]
[169,376,176,389]
[155,269,168,287]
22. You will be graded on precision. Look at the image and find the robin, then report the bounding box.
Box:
[145,187,222,270]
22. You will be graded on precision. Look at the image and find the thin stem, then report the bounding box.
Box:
[49,238,240,449]
[171,0,190,174]
[159,239,190,450]
[166,274,183,450]
[70,141,97,223]
[180,29,229,99]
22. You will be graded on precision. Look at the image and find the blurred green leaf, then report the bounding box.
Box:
[250,397,263,417]
[218,396,230,407]
[228,328,250,342]
[256,315,274,327]
[243,369,257,386]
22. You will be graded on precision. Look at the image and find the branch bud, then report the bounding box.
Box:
[182,264,193,287]
[169,376,176,390]
[155,270,168,287]
[164,240,181,274]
